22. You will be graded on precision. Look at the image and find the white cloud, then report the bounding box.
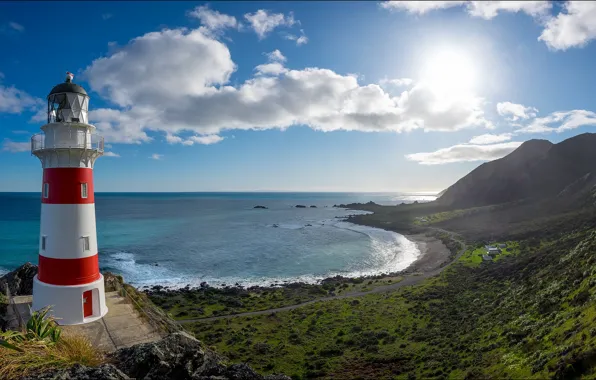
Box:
[103,151,120,157]
[381,1,551,19]
[150,153,163,160]
[381,1,465,14]
[8,22,24,32]
[283,29,308,46]
[469,133,513,144]
[189,134,224,145]
[516,110,596,134]
[188,5,239,35]
[244,10,295,39]
[496,102,538,121]
[255,62,287,76]
[2,139,30,153]
[406,141,523,165]
[266,49,286,62]
[83,27,493,145]
[379,77,414,90]
[0,82,42,114]
[467,1,551,20]
[539,2,596,50]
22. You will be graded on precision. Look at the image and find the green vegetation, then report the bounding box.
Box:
[181,228,596,379]
[459,241,521,267]
[0,308,103,379]
[147,277,405,320]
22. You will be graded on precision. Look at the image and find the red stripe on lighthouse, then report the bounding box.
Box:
[42,168,94,204]
[37,254,100,285]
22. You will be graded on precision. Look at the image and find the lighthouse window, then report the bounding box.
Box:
[81,183,88,199]
[83,236,90,251]
[41,236,46,251]
[43,183,49,198]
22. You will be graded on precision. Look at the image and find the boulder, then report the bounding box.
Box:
[253,205,268,209]
[20,364,130,380]
[0,262,38,296]
[110,332,290,380]
[309,205,317,208]
[295,205,306,208]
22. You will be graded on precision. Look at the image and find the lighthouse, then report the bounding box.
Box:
[30,72,107,325]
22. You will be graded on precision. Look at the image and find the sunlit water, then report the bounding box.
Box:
[0,192,436,288]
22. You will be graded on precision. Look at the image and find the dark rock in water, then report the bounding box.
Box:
[272,224,279,228]
[110,332,290,380]
[295,205,307,208]
[20,363,130,380]
[254,205,268,209]
[310,205,317,208]
[305,224,313,227]
[153,262,159,266]
[200,281,208,288]
[0,262,37,296]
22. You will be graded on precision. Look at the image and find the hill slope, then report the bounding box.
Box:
[438,133,596,208]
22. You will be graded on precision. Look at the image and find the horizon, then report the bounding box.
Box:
[2,1,596,192]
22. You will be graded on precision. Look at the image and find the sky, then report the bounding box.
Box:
[1,1,596,192]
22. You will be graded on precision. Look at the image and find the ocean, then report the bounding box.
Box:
[0,192,436,288]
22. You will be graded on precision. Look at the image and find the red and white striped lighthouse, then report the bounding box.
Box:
[31,72,107,325]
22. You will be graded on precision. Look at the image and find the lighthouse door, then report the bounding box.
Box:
[83,290,93,317]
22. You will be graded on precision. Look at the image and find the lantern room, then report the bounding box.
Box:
[47,72,89,124]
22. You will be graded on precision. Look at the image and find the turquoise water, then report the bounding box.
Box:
[0,192,435,288]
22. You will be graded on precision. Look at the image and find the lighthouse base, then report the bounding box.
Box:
[32,275,108,325]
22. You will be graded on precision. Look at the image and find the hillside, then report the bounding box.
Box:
[438,133,596,208]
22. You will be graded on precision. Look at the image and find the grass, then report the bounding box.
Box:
[458,241,521,267]
[147,276,405,321]
[0,333,103,380]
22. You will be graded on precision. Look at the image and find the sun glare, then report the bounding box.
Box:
[420,48,478,99]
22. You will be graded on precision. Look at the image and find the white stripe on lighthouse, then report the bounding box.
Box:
[39,203,98,259]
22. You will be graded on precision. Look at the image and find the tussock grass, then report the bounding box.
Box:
[0,333,103,379]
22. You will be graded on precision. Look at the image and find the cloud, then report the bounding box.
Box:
[103,151,120,157]
[150,153,163,160]
[2,139,30,153]
[283,29,308,46]
[379,77,414,90]
[83,27,493,144]
[8,22,24,32]
[244,9,295,39]
[0,81,42,114]
[516,110,596,134]
[539,2,596,50]
[102,13,113,20]
[496,102,538,121]
[469,133,513,144]
[12,130,30,134]
[380,1,466,14]
[188,5,239,35]
[381,1,551,19]
[189,134,224,145]
[406,141,523,165]
[267,49,286,62]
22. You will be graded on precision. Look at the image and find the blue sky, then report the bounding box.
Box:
[1,1,596,192]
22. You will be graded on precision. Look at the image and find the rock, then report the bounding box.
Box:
[310,205,317,208]
[305,224,312,227]
[0,262,38,296]
[253,205,268,209]
[295,205,306,208]
[272,224,279,228]
[111,332,290,380]
[20,364,130,380]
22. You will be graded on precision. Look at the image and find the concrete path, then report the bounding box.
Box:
[7,291,161,352]
[63,291,161,351]
[179,229,466,324]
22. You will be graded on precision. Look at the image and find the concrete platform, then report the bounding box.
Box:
[6,291,161,352]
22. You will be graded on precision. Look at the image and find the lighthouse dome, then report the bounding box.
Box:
[48,81,87,97]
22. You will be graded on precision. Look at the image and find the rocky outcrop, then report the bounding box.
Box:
[110,332,290,380]
[21,364,130,380]
[253,205,268,209]
[295,205,306,208]
[20,332,290,380]
[0,262,37,296]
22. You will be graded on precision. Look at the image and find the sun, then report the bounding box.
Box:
[420,48,478,99]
